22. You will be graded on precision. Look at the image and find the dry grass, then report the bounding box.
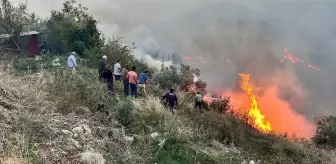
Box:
[0,66,142,163]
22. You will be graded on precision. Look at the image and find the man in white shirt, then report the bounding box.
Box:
[113,60,122,81]
[67,52,77,74]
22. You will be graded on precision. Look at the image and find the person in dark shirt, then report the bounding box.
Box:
[98,55,108,81]
[161,89,178,114]
[39,40,48,54]
[104,65,114,95]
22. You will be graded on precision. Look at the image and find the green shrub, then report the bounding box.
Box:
[313,115,336,148]
[116,99,135,127]
[153,136,216,164]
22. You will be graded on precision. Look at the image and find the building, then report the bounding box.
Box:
[0,31,40,56]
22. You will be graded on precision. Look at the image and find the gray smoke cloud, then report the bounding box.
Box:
[12,0,336,132]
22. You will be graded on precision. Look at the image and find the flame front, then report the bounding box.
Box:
[239,73,272,133]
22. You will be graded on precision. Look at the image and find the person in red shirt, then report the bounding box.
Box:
[127,66,138,98]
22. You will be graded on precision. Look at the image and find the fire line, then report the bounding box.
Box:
[239,73,272,133]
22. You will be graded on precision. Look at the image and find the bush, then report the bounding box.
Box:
[153,65,180,90]
[153,64,206,91]
[313,115,336,148]
[116,99,135,127]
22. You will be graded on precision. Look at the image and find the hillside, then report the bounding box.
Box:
[0,57,334,164]
[1,0,336,163]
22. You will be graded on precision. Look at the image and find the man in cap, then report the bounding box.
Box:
[67,52,77,74]
[99,55,108,81]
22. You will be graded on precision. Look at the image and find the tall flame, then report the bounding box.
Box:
[239,73,272,133]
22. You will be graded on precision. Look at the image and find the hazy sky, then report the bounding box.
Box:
[11,0,336,122]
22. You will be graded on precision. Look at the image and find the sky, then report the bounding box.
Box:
[10,0,336,136]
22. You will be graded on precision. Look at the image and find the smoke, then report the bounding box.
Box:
[13,0,336,137]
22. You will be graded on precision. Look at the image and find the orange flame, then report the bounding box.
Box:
[282,48,321,71]
[239,73,272,133]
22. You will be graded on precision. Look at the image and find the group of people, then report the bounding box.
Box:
[98,55,149,98]
[67,53,205,114]
[160,90,204,114]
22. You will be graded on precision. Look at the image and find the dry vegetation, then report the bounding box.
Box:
[0,59,334,163]
[0,63,141,163]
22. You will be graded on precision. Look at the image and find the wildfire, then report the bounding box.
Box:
[239,73,272,133]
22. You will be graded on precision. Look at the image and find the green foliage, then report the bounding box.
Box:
[0,0,29,34]
[13,55,64,74]
[153,65,180,90]
[45,0,102,55]
[116,99,135,127]
[313,115,336,148]
[179,65,200,91]
[0,0,40,49]
[153,64,205,91]
[153,136,216,164]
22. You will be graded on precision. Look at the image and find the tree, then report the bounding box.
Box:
[45,0,102,55]
[0,0,32,48]
[179,65,201,91]
[167,52,182,64]
[153,65,180,90]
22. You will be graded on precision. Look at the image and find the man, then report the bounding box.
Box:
[99,55,108,81]
[104,65,114,95]
[67,52,77,74]
[114,60,122,82]
[195,91,203,113]
[138,71,149,97]
[162,89,178,114]
[39,40,48,54]
[121,65,129,97]
[128,66,138,98]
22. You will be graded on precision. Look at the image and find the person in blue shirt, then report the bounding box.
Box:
[138,71,148,97]
[161,89,178,114]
